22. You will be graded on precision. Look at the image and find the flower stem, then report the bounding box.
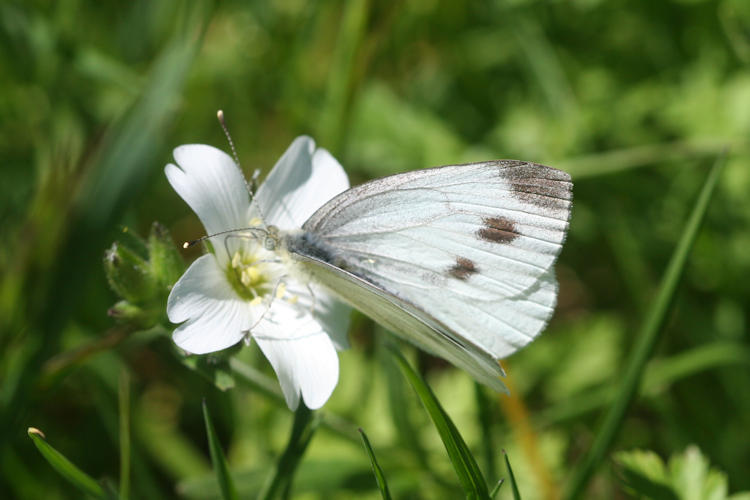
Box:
[257,404,319,500]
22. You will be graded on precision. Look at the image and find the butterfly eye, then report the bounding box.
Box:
[264,236,276,251]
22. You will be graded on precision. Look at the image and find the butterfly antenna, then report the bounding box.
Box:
[306,282,317,317]
[182,227,267,249]
[217,110,241,168]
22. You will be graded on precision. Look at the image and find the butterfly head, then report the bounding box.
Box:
[263,225,280,251]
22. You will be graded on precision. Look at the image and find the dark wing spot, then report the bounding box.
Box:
[449,257,478,280]
[496,161,573,208]
[477,216,519,244]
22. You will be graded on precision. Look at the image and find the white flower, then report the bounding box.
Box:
[164,136,351,410]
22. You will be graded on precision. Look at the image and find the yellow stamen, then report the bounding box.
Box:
[246,266,261,282]
[240,268,252,287]
[276,282,287,299]
[250,296,263,306]
[225,247,273,303]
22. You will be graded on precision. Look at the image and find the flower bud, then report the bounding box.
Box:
[104,242,156,304]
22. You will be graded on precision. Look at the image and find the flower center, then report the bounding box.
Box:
[226,250,273,304]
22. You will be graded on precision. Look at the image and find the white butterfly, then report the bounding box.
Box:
[166,135,572,405]
[281,153,572,393]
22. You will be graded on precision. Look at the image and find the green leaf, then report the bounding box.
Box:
[504,451,522,500]
[564,154,727,500]
[615,450,678,500]
[27,427,105,499]
[358,428,392,500]
[202,401,239,500]
[389,345,490,499]
[669,445,728,500]
[615,446,750,500]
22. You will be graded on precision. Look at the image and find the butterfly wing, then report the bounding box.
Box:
[285,160,572,390]
[288,250,512,391]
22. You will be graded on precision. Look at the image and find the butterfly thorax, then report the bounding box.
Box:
[283,231,349,270]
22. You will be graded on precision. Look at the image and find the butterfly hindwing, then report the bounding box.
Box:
[288,250,510,392]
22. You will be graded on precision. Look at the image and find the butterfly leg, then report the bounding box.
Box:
[305,282,317,318]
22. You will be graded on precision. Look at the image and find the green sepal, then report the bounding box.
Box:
[107,300,159,329]
[148,221,185,289]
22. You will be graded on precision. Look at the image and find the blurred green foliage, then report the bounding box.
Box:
[1,0,749,498]
[615,446,750,500]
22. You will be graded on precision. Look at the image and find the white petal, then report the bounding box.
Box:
[252,301,340,409]
[254,136,350,230]
[165,145,251,262]
[285,281,351,350]
[167,255,253,354]
[254,332,339,410]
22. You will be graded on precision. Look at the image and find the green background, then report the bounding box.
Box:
[2,0,749,498]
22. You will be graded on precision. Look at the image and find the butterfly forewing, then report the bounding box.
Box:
[286,160,572,387]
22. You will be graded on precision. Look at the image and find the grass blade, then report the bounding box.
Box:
[27,427,105,499]
[558,139,734,179]
[118,369,131,500]
[0,1,209,448]
[535,341,750,429]
[318,0,371,150]
[489,479,505,499]
[564,154,727,499]
[474,382,497,480]
[358,428,392,500]
[389,345,490,499]
[178,458,398,499]
[257,404,319,500]
[379,336,431,470]
[202,401,238,500]
[504,451,522,500]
